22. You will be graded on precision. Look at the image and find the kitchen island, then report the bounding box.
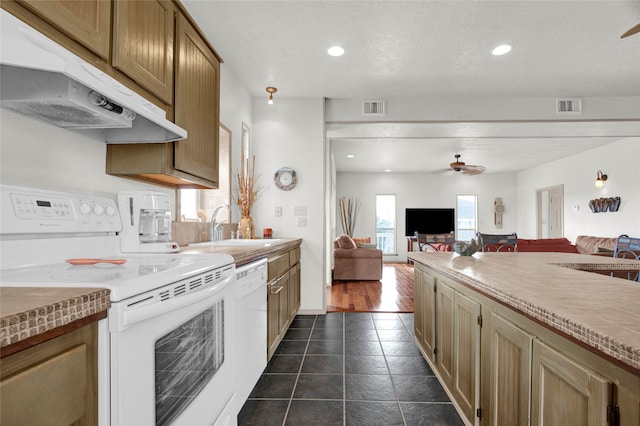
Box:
[408,251,640,426]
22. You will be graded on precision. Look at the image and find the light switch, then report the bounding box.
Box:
[275,206,282,217]
[294,206,307,216]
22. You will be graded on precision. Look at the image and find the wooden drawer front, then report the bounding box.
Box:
[1,345,87,425]
[268,251,290,282]
[289,247,300,265]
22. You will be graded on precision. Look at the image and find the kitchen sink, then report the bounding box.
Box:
[189,239,285,247]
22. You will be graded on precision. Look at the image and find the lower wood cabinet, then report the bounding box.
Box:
[267,247,301,360]
[531,340,611,426]
[0,322,98,426]
[487,313,533,426]
[413,262,639,426]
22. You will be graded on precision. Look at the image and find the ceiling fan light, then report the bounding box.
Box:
[492,44,512,56]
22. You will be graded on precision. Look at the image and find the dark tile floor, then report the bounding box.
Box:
[238,312,464,425]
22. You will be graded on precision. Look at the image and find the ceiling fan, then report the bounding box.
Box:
[621,23,640,38]
[449,154,486,175]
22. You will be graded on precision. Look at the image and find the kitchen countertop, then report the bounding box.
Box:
[180,238,303,266]
[0,238,301,354]
[407,251,640,374]
[0,287,110,356]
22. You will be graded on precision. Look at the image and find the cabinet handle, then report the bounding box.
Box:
[270,284,284,294]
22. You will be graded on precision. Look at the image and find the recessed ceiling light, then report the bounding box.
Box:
[384,169,391,172]
[328,46,344,57]
[346,154,355,158]
[491,44,512,56]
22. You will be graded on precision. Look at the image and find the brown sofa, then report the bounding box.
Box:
[333,234,383,281]
[575,235,617,255]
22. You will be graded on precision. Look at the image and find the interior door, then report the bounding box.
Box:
[537,185,564,238]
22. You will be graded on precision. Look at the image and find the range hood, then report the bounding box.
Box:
[0,10,187,143]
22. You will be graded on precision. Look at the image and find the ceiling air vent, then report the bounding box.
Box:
[362,100,386,116]
[556,98,582,114]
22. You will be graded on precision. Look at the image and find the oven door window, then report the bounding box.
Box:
[155,301,225,426]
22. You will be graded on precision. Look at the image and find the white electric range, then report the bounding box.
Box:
[0,185,238,426]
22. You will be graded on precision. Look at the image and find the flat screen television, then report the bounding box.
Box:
[405,208,455,236]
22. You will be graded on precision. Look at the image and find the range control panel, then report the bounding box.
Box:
[1,185,121,234]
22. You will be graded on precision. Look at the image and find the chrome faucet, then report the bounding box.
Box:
[209,204,231,241]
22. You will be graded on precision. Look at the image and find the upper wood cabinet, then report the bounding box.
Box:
[173,11,220,183]
[14,0,111,60]
[106,6,222,188]
[112,0,175,104]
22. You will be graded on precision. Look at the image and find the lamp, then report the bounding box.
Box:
[266,87,277,104]
[595,170,608,188]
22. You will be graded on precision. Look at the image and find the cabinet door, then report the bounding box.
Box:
[174,12,220,184]
[488,313,533,426]
[112,0,174,104]
[18,0,111,59]
[531,340,611,426]
[453,290,481,424]
[288,263,301,323]
[267,282,281,360]
[414,268,436,362]
[278,273,290,337]
[436,281,455,388]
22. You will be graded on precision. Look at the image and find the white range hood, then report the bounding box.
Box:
[0,9,187,143]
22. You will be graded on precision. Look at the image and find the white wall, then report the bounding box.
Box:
[517,137,640,241]
[336,170,518,262]
[0,109,163,196]
[251,99,326,313]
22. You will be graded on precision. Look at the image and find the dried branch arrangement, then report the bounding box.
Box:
[236,155,266,217]
[338,195,361,237]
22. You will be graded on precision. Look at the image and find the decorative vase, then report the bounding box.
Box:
[239,215,254,239]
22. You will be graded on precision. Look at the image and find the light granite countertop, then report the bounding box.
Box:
[179,238,302,266]
[407,251,640,374]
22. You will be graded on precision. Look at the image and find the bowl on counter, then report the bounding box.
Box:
[452,239,480,256]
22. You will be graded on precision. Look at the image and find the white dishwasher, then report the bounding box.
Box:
[235,258,268,412]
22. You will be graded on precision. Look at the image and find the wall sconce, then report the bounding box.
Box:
[595,170,608,188]
[266,87,277,104]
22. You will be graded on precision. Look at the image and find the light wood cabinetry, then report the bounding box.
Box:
[0,323,98,425]
[487,313,533,426]
[433,278,480,424]
[413,268,436,362]
[267,247,301,360]
[531,340,611,426]
[112,0,175,104]
[413,262,639,425]
[12,0,111,60]
[106,7,221,188]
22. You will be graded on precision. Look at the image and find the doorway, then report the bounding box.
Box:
[536,184,564,238]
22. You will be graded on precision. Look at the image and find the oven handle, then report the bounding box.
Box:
[117,273,233,329]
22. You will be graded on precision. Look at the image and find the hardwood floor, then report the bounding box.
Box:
[327,263,414,313]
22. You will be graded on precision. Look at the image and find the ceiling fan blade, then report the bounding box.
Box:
[460,165,486,175]
[621,23,640,38]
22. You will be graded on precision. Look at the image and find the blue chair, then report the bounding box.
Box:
[477,232,518,252]
[613,234,640,281]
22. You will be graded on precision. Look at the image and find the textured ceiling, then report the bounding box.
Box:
[182,1,640,173]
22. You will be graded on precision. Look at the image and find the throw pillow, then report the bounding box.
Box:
[357,243,377,249]
[353,237,371,244]
[335,233,357,249]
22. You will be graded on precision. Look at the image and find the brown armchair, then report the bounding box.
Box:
[333,234,383,281]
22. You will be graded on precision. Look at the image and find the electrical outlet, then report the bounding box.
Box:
[294,205,307,216]
[297,217,307,227]
[275,206,282,217]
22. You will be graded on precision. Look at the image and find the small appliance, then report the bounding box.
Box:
[118,191,180,253]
